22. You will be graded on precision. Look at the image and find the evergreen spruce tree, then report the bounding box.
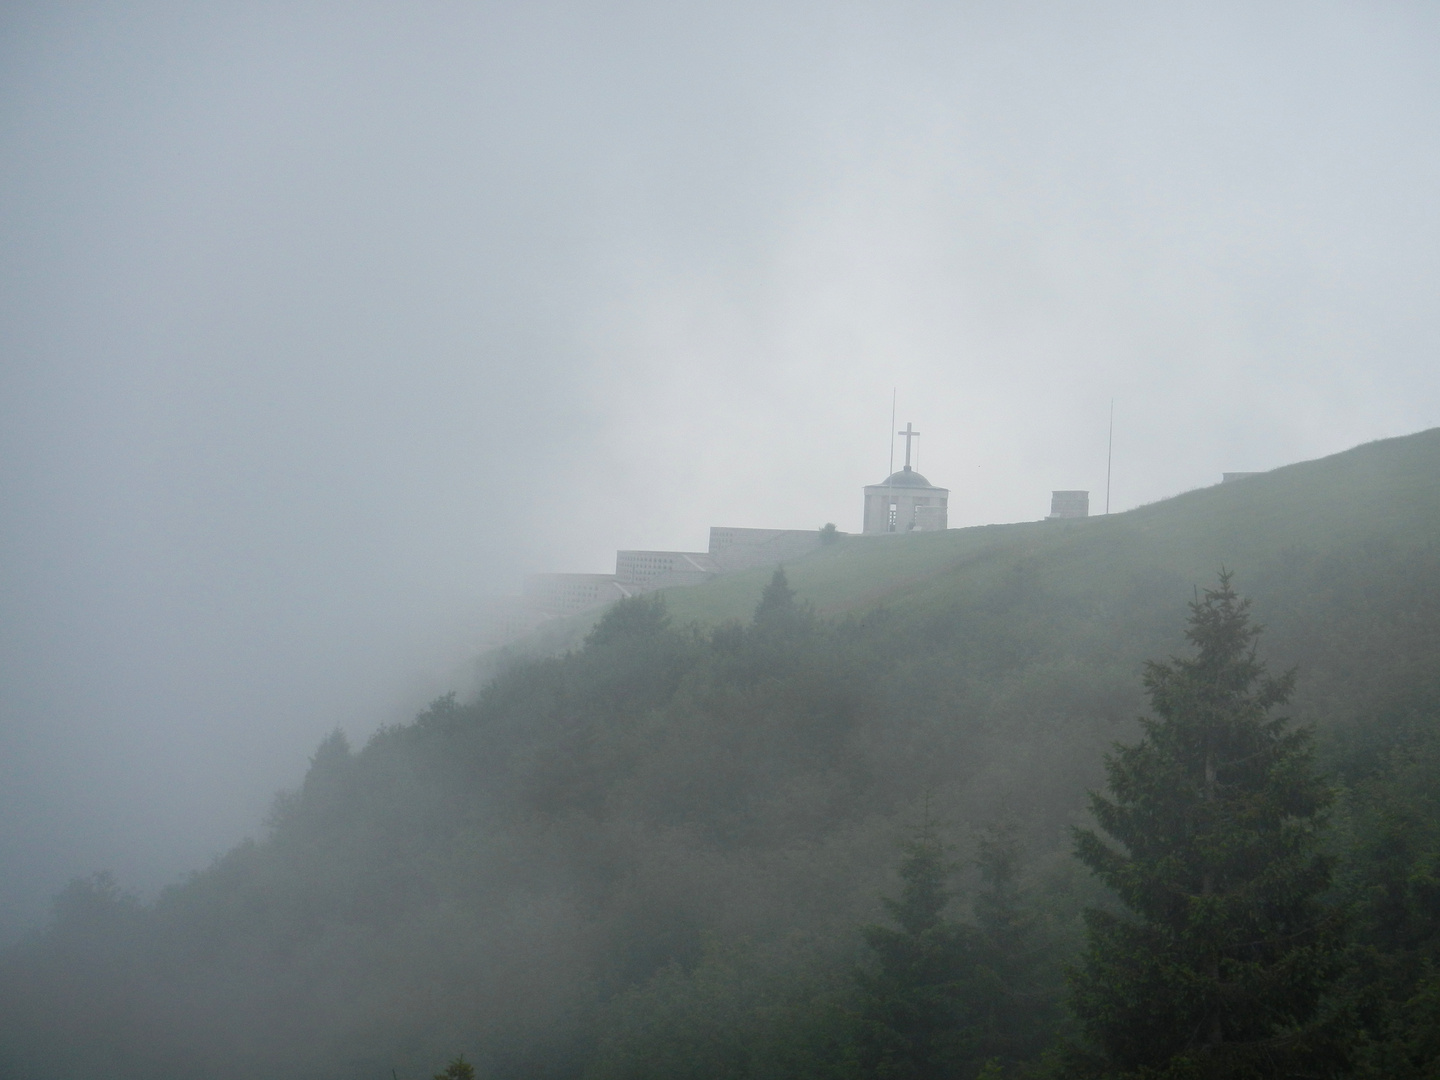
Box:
[972,824,1061,1070]
[752,567,813,635]
[1068,573,1348,1079]
[852,816,979,1080]
[433,1055,476,1080]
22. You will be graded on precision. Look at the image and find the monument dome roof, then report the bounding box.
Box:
[875,466,935,488]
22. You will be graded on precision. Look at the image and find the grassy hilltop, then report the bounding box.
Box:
[661,426,1440,735]
[3,429,1438,1080]
[666,425,1440,626]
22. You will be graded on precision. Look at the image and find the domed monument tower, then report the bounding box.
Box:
[863,423,949,533]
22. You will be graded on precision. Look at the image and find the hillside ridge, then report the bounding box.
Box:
[653,426,1440,627]
[6,427,1439,1080]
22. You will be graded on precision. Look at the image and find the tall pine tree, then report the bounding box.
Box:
[1068,573,1348,1079]
[852,816,979,1080]
[972,824,1062,1071]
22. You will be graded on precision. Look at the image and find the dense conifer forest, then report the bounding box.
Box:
[3,431,1439,1079]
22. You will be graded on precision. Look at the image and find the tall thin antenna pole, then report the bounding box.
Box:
[884,389,898,532]
[888,388,896,477]
[1105,398,1114,515]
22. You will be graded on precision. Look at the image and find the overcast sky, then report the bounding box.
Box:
[2,0,1438,941]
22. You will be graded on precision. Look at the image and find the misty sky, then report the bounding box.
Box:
[2,1,1439,941]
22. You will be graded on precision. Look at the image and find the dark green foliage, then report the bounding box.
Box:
[852,819,980,1080]
[971,824,1065,1069]
[1337,700,1440,1078]
[752,567,814,637]
[586,593,672,649]
[847,820,1064,1080]
[435,1056,476,1080]
[586,939,853,1080]
[586,824,1069,1080]
[1068,574,1348,1078]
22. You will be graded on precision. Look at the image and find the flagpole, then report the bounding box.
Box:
[1105,398,1114,515]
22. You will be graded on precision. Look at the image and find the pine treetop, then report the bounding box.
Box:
[1068,574,1349,1077]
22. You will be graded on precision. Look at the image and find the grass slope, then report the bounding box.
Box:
[661,427,1440,628]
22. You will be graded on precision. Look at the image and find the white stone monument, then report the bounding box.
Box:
[862,423,950,533]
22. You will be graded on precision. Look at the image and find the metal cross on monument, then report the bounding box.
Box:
[897,422,920,469]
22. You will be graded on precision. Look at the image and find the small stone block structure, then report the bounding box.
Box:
[523,573,635,616]
[708,527,822,570]
[522,528,825,619]
[615,550,719,587]
[1047,490,1089,520]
